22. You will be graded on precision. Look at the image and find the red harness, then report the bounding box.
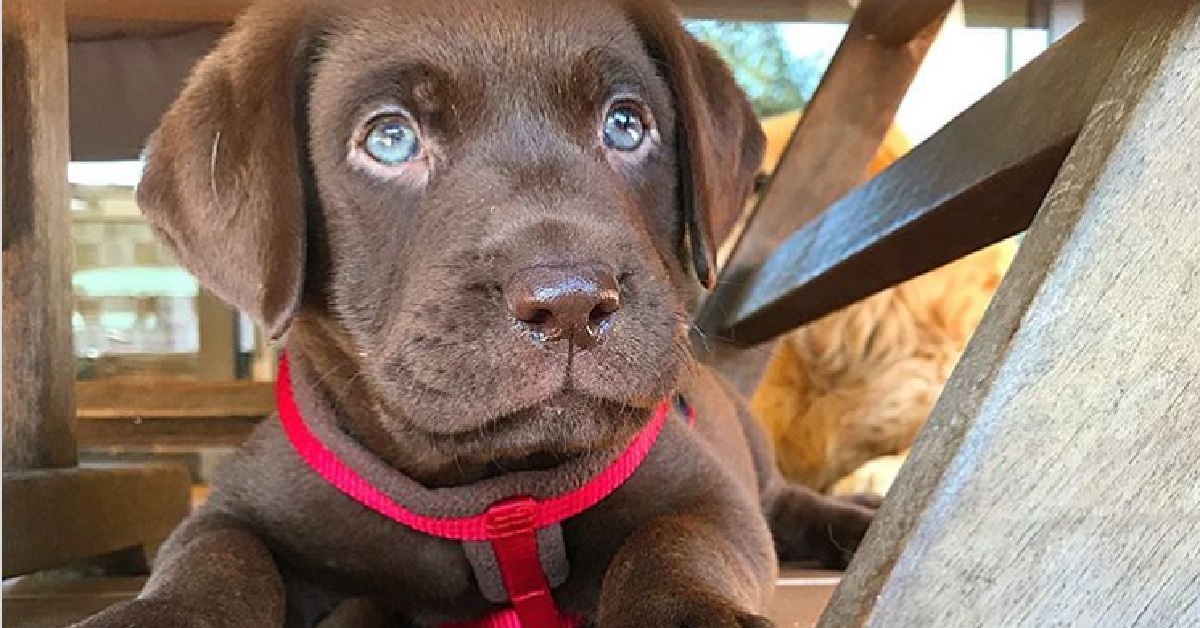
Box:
[276,354,690,628]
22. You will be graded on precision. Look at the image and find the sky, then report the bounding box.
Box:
[779,17,1049,143]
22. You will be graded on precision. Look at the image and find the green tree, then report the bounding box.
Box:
[685,21,828,117]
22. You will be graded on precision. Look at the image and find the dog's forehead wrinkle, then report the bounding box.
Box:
[329,0,645,89]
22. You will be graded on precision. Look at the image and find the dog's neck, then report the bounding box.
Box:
[283,320,585,488]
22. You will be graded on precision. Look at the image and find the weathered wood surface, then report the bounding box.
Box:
[75,379,273,447]
[3,0,195,581]
[694,0,948,395]
[721,4,1133,346]
[3,0,78,469]
[75,379,274,420]
[858,1,956,46]
[819,3,1200,625]
[3,465,191,578]
[77,416,261,448]
[196,289,239,381]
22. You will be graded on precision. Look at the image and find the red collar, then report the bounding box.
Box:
[276,353,681,628]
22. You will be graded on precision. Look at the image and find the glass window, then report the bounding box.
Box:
[68,161,268,381]
[685,19,1049,142]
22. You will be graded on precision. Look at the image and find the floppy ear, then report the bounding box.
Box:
[136,4,321,340]
[623,4,765,289]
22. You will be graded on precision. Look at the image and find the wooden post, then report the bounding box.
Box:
[718,6,1133,344]
[196,288,238,381]
[2,0,190,579]
[3,0,77,470]
[693,0,949,395]
[819,2,1200,625]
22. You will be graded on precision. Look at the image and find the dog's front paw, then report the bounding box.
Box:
[769,485,877,570]
[805,499,875,570]
[69,599,217,628]
[840,492,884,510]
[596,591,774,628]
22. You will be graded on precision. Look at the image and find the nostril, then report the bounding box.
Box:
[589,293,620,325]
[589,304,612,324]
[505,263,621,346]
[526,308,553,326]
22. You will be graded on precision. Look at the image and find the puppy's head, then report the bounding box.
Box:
[138,0,762,471]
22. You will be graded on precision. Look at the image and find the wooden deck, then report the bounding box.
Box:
[3,569,843,628]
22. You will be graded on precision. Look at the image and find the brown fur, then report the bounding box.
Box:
[746,111,1018,493]
[72,2,875,627]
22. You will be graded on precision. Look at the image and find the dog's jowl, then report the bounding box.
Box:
[73,1,877,627]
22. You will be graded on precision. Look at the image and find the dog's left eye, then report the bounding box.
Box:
[603,104,648,152]
[362,115,421,165]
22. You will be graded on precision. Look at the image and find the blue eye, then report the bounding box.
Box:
[362,115,421,165]
[603,104,647,151]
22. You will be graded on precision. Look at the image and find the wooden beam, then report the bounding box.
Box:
[75,379,273,448]
[693,0,949,393]
[77,415,261,448]
[3,0,194,580]
[64,0,249,24]
[858,1,956,46]
[3,0,78,469]
[818,2,1200,625]
[75,380,274,421]
[2,465,190,578]
[718,5,1132,346]
[196,288,238,381]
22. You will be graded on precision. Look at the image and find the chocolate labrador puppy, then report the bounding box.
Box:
[74,1,876,626]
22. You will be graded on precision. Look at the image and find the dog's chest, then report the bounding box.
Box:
[288,494,639,625]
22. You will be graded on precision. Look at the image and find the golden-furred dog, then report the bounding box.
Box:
[743,110,1019,496]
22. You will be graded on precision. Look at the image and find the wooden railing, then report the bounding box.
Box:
[75,380,273,448]
[3,0,190,579]
[689,0,1200,625]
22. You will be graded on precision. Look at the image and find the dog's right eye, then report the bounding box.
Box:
[362,115,422,165]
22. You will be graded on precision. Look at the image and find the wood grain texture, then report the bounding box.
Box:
[2,465,191,578]
[858,0,955,46]
[818,3,1200,626]
[75,379,273,448]
[196,288,239,381]
[698,0,947,336]
[3,0,78,469]
[77,416,260,448]
[75,380,274,420]
[694,0,947,395]
[722,6,1135,346]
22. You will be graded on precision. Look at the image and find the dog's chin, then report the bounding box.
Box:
[421,391,653,468]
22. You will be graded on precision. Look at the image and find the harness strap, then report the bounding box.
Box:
[276,353,679,628]
[486,498,561,627]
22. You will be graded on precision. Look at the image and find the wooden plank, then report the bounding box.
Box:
[2,465,191,577]
[75,379,274,420]
[64,0,249,24]
[858,1,956,46]
[77,416,261,448]
[699,0,949,335]
[75,379,272,447]
[196,288,238,381]
[818,3,1200,625]
[3,0,78,469]
[719,5,1134,346]
[693,0,948,394]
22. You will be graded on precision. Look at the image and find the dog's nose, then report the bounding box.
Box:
[505,264,621,349]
